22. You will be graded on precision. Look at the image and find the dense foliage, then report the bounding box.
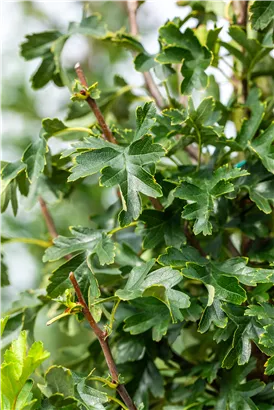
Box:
[1,1,274,409]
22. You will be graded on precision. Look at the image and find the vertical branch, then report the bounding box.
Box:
[127,0,138,36]
[126,1,165,109]
[39,197,71,260]
[69,272,137,410]
[38,197,58,239]
[75,63,117,144]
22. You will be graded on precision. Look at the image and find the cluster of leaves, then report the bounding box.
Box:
[1,1,274,409]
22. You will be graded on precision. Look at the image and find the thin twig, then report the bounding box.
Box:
[69,272,137,410]
[38,197,58,239]
[39,196,71,260]
[75,63,117,144]
[127,0,138,36]
[126,1,165,109]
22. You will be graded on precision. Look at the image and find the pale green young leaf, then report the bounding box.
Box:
[1,316,10,336]
[1,331,50,409]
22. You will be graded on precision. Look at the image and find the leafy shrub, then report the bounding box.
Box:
[1,1,274,409]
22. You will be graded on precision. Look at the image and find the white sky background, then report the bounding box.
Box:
[1,1,234,304]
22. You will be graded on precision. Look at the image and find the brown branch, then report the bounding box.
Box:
[69,272,137,410]
[127,0,138,36]
[38,196,58,239]
[75,63,117,144]
[126,1,165,109]
[39,196,71,260]
[184,221,207,258]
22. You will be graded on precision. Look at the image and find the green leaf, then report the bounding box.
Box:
[20,31,62,60]
[43,226,115,265]
[30,54,57,89]
[260,324,274,348]
[134,360,164,405]
[248,180,274,214]
[115,336,146,364]
[250,122,274,174]
[1,313,24,350]
[42,118,91,140]
[182,262,246,305]
[250,1,274,31]
[214,257,274,286]
[158,245,207,267]
[22,136,48,183]
[124,297,171,341]
[39,366,74,398]
[116,262,189,321]
[139,208,185,249]
[1,254,9,287]
[157,23,212,94]
[104,30,144,52]
[174,166,249,235]
[265,356,274,375]
[236,88,265,149]
[1,331,50,409]
[14,379,36,410]
[1,316,10,336]
[135,102,157,141]
[68,15,107,38]
[134,53,158,72]
[115,260,155,300]
[221,305,264,368]
[198,300,227,333]
[1,161,27,216]
[76,379,108,408]
[245,303,274,320]
[68,135,165,226]
[216,361,265,409]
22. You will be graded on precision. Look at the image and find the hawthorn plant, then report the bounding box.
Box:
[1,1,274,409]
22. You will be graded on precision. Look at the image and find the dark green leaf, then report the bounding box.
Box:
[250,1,274,31]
